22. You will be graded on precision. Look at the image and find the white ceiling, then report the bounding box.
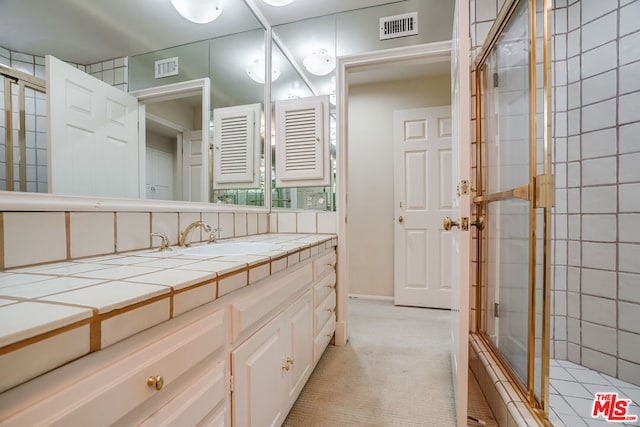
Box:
[0,0,406,65]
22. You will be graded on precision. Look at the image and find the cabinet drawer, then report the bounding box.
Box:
[313,271,336,308]
[313,314,335,366]
[230,263,312,342]
[0,308,226,427]
[139,359,226,427]
[314,291,336,335]
[313,250,336,279]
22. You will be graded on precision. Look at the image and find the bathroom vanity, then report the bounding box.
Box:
[0,233,337,426]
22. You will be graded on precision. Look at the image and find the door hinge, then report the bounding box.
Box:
[494,303,499,318]
[493,72,499,88]
[534,174,556,209]
[229,375,234,393]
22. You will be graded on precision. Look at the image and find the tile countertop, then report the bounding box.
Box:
[0,233,337,360]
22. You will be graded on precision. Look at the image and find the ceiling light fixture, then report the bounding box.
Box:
[262,0,295,6]
[171,0,222,24]
[246,59,280,84]
[302,49,336,76]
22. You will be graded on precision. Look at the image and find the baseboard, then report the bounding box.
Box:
[348,293,394,302]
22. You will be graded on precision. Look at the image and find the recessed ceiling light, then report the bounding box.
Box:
[171,0,222,24]
[262,0,295,6]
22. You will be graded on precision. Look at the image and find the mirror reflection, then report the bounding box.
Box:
[271,42,336,210]
[0,0,267,208]
[270,21,337,212]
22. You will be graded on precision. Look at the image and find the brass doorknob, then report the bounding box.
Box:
[398,216,404,223]
[443,217,460,231]
[147,375,164,391]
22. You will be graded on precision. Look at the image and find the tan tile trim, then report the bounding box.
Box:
[216,267,249,283]
[65,212,71,260]
[0,314,95,356]
[89,318,101,352]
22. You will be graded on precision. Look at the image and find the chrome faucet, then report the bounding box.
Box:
[207,227,222,244]
[150,232,171,251]
[179,221,212,247]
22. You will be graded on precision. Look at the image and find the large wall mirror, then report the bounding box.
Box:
[0,0,267,209]
[124,3,267,208]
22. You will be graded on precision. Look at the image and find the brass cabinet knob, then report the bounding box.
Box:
[325,307,335,313]
[282,363,290,371]
[147,375,164,391]
[443,217,460,231]
[398,216,404,223]
[286,357,294,365]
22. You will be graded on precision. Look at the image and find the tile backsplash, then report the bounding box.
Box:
[1,210,337,270]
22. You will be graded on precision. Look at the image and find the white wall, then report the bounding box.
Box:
[348,75,451,297]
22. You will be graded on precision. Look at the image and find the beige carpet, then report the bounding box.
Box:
[283,297,457,427]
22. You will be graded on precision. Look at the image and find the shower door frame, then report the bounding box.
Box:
[472,0,553,421]
[1,64,47,192]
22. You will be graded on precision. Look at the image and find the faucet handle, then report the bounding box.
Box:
[150,232,172,252]
[208,228,222,244]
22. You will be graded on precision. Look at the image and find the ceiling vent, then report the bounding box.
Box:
[155,57,179,79]
[379,12,418,40]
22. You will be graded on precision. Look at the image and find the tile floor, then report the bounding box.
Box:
[550,359,640,426]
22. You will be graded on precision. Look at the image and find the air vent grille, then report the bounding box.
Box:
[154,57,179,79]
[379,12,418,40]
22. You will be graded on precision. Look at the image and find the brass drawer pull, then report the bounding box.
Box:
[325,307,335,313]
[147,375,164,391]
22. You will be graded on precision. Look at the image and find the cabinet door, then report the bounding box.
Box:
[284,291,313,407]
[232,313,286,427]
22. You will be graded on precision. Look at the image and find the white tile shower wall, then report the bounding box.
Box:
[551,0,640,386]
[1,211,270,270]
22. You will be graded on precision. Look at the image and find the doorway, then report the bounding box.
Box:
[337,40,472,427]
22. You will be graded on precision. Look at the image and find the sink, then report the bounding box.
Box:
[177,242,281,257]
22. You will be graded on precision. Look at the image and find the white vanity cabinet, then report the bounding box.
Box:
[230,282,314,427]
[0,306,229,427]
[0,242,337,427]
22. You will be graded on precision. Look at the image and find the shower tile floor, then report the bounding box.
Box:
[549,359,640,426]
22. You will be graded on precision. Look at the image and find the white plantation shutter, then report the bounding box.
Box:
[275,96,330,187]
[213,103,261,189]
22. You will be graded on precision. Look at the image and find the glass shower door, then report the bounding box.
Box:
[474,0,553,416]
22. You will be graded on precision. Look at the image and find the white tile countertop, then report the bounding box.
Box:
[0,233,336,393]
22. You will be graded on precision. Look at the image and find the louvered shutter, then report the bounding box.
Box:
[213,103,261,189]
[275,96,330,188]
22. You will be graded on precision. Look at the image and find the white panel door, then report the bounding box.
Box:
[232,313,286,427]
[394,106,453,308]
[145,147,175,200]
[182,130,203,202]
[451,2,471,425]
[284,291,313,409]
[46,55,140,198]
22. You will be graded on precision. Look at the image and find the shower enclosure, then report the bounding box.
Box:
[473,0,640,425]
[473,0,553,422]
